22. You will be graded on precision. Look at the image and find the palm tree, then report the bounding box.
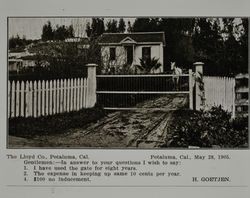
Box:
[137,57,161,73]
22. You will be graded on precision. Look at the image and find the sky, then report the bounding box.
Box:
[8,17,136,40]
[9,17,243,40]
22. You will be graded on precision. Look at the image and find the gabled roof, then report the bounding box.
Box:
[98,32,166,46]
[120,36,137,44]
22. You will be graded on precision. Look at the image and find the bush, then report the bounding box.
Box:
[163,106,248,148]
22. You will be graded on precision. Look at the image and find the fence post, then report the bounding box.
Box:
[86,63,98,108]
[188,69,193,110]
[194,62,204,110]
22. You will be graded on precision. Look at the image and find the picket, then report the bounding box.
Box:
[41,81,45,116]
[48,81,52,115]
[79,78,83,109]
[33,81,37,118]
[70,79,73,111]
[29,81,33,117]
[59,79,63,113]
[85,77,88,108]
[45,81,49,116]
[25,81,29,117]
[20,81,25,117]
[16,81,20,117]
[10,81,15,117]
[37,81,41,117]
[66,79,70,112]
[73,78,77,111]
[76,78,80,111]
[63,79,67,113]
[52,80,56,114]
[56,79,60,113]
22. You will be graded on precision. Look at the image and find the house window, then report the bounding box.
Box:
[110,47,116,61]
[142,47,151,61]
[126,46,133,65]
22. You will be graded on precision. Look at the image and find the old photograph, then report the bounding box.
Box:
[8,17,249,149]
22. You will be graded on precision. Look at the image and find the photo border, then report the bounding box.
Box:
[6,16,250,150]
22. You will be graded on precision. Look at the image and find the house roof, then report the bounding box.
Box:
[235,73,249,79]
[98,32,166,46]
[65,37,90,44]
[9,59,23,62]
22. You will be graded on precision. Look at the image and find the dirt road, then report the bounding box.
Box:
[9,94,188,148]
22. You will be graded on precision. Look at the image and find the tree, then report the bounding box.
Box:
[161,18,196,68]
[67,25,74,38]
[106,19,118,33]
[118,18,126,33]
[41,21,75,41]
[9,35,24,49]
[132,18,162,32]
[221,18,249,75]
[9,34,32,51]
[221,18,240,75]
[192,18,248,76]
[96,18,105,36]
[106,20,112,32]
[239,18,248,74]
[132,18,154,32]
[127,21,132,32]
[41,21,53,41]
[54,25,71,40]
[138,57,162,74]
[85,18,105,39]
[86,22,92,37]
[89,18,105,38]
[32,40,90,79]
[192,18,224,75]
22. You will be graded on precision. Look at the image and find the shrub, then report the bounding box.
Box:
[138,57,162,73]
[163,106,248,148]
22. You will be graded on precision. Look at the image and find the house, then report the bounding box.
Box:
[98,32,165,74]
[9,59,23,73]
[9,50,38,72]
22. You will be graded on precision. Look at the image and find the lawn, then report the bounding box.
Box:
[9,107,106,138]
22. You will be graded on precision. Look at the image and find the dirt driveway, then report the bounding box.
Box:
[9,94,188,148]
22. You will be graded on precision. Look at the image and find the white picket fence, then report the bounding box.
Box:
[203,76,235,116]
[8,78,89,118]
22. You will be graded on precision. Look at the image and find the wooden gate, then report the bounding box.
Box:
[96,70,194,110]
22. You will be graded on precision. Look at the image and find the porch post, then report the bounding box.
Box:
[86,63,98,108]
[194,62,204,110]
[132,44,135,63]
